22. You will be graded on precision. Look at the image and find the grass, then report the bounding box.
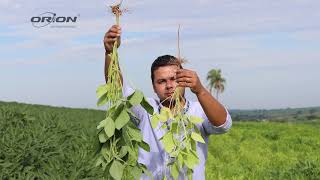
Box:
[0,101,105,179]
[206,121,320,180]
[1,101,319,179]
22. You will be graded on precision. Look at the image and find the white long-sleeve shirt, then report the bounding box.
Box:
[123,80,232,180]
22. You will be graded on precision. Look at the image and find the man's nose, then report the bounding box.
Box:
[166,80,176,89]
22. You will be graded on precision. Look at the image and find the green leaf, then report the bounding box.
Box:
[191,138,197,152]
[104,117,115,137]
[115,109,130,130]
[105,103,117,117]
[140,97,154,114]
[97,93,108,107]
[171,163,179,180]
[112,104,124,119]
[109,160,124,180]
[138,141,150,152]
[194,125,201,134]
[130,166,142,180]
[128,90,144,106]
[161,123,168,130]
[126,109,139,120]
[184,152,199,169]
[118,146,129,158]
[98,131,108,143]
[126,109,141,126]
[127,126,143,142]
[96,84,109,99]
[159,114,167,122]
[151,115,160,129]
[161,132,175,153]
[159,107,173,122]
[191,132,205,143]
[189,116,204,124]
[171,122,178,132]
[122,127,131,145]
[95,157,104,167]
[127,147,138,166]
[97,119,107,130]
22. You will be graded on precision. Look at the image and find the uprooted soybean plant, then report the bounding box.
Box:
[95,1,153,179]
[150,26,206,180]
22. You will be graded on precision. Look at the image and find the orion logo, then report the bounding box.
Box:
[31,12,79,28]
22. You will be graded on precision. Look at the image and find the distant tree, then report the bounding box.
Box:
[206,69,226,101]
[309,109,316,115]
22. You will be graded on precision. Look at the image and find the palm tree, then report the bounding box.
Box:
[206,69,226,101]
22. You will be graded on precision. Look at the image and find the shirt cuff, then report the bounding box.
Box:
[203,107,232,135]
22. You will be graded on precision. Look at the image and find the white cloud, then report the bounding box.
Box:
[1,0,320,109]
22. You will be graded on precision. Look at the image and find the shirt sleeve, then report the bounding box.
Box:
[201,106,232,135]
[122,76,135,98]
[122,77,148,125]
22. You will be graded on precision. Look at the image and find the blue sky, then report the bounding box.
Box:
[0,0,319,109]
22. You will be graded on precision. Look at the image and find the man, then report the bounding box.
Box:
[103,25,232,180]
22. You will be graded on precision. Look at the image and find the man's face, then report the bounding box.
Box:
[152,65,185,102]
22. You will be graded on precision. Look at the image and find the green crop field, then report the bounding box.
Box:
[206,121,320,179]
[1,101,319,179]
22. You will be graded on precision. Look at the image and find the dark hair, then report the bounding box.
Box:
[151,55,183,84]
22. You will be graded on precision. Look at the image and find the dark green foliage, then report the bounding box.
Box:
[0,101,105,179]
[1,101,319,179]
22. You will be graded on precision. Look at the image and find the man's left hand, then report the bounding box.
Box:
[176,69,205,95]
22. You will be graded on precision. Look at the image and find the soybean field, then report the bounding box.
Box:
[0,101,319,179]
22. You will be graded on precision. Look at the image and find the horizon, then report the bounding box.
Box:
[1,100,319,111]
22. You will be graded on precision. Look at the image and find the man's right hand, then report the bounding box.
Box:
[104,25,121,54]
